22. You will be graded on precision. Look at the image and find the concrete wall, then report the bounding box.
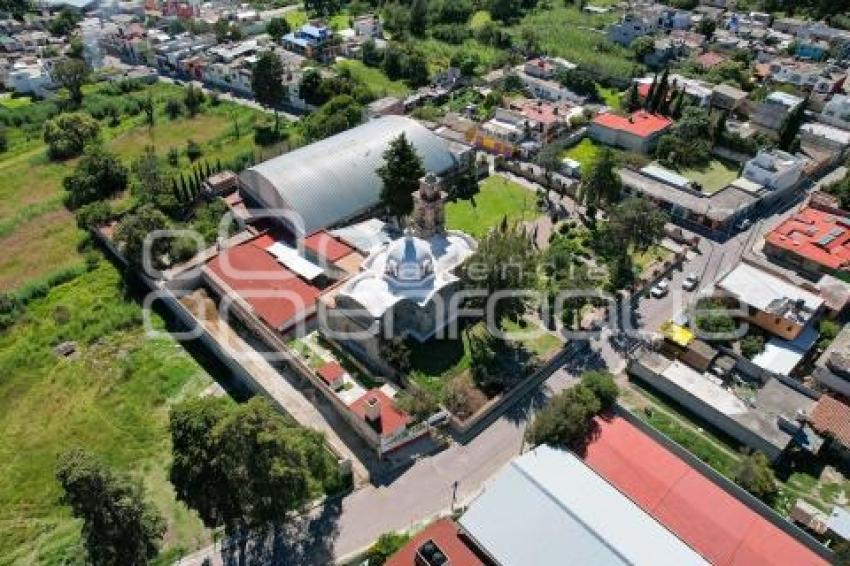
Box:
[627,359,785,461]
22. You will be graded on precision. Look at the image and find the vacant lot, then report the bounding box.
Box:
[562,138,601,168]
[0,82,266,290]
[680,159,740,194]
[335,60,410,97]
[0,262,214,565]
[446,175,539,238]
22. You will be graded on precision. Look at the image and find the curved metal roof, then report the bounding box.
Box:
[240,116,459,235]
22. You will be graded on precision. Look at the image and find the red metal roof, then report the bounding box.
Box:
[303,231,355,262]
[592,110,672,138]
[386,519,484,566]
[205,238,321,331]
[316,361,346,386]
[811,395,850,448]
[349,389,409,438]
[583,416,828,566]
[765,207,850,271]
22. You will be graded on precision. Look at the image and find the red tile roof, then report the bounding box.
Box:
[349,389,409,438]
[696,51,729,69]
[765,207,850,271]
[811,395,850,448]
[303,231,355,262]
[583,416,828,566]
[386,519,484,566]
[511,99,571,126]
[592,110,672,139]
[205,238,321,330]
[317,361,346,386]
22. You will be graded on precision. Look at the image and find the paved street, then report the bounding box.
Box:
[179,192,812,566]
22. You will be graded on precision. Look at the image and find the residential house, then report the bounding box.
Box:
[797,39,829,61]
[716,261,824,342]
[282,22,334,61]
[821,94,850,131]
[589,110,672,153]
[750,91,805,137]
[741,149,805,192]
[800,122,850,154]
[764,206,850,279]
[711,83,748,111]
[810,396,850,459]
[508,98,580,144]
[316,361,348,391]
[607,13,657,46]
[814,325,850,398]
[696,51,729,70]
[353,14,381,38]
[6,58,53,96]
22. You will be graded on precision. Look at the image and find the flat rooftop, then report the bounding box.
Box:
[583,416,829,566]
[766,206,850,271]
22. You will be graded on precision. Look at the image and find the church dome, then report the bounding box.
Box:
[384,230,434,282]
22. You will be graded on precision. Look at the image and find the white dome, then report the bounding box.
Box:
[384,232,434,282]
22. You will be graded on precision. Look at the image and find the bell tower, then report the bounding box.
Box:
[412,172,447,238]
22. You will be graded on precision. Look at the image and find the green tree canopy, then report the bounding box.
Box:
[63,145,128,209]
[606,197,668,251]
[631,36,655,62]
[266,16,290,41]
[580,370,619,410]
[251,50,286,131]
[377,133,425,220]
[579,147,622,210]
[56,448,165,565]
[527,384,602,448]
[169,397,341,534]
[43,112,100,160]
[52,57,90,105]
[734,450,778,503]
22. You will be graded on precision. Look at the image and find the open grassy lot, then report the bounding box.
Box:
[446,175,539,238]
[679,159,740,194]
[0,94,31,109]
[0,262,215,565]
[335,60,411,97]
[598,86,622,109]
[561,138,601,168]
[418,37,504,75]
[510,5,638,79]
[0,82,267,290]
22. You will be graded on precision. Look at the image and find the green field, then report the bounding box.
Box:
[0,82,267,291]
[562,138,601,168]
[0,262,215,564]
[510,6,638,79]
[598,86,622,108]
[0,95,32,109]
[679,159,740,194]
[335,60,411,97]
[446,175,539,238]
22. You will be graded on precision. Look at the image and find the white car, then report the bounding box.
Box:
[682,273,699,291]
[650,279,670,298]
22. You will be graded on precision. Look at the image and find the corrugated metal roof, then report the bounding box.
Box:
[458,445,708,566]
[240,116,459,235]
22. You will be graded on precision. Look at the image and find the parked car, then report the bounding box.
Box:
[682,273,699,291]
[650,279,670,298]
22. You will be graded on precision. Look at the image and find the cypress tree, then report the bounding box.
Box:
[644,74,658,110]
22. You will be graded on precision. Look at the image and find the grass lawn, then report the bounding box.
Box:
[335,59,410,97]
[0,94,32,108]
[0,262,214,565]
[678,159,739,194]
[561,138,601,168]
[418,37,504,75]
[0,82,267,291]
[446,175,539,238]
[598,86,622,109]
[469,9,492,29]
[501,318,561,358]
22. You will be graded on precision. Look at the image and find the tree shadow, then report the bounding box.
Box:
[223,499,343,566]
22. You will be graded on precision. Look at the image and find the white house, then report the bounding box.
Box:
[742,149,805,192]
[821,95,850,131]
[7,59,53,97]
[607,13,657,46]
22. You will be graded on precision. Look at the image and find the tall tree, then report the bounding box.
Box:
[458,221,539,325]
[251,50,286,132]
[169,397,340,535]
[578,147,621,212]
[643,73,657,110]
[266,16,290,41]
[113,204,171,269]
[606,197,667,251]
[53,57,90,105]
[63,145,129,209]
[377,133,425,220]
[56,448,165,566]
[650,67,670,113]
[133,145,179,215]
[184,83,204,117]
[43,112,100,160]
[409,0,428,36]
[526,384,601,448]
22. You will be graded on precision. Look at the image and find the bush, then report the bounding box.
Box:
[186,139,202,162]
[526,384,601,448]
[43,112,100,160]
[166,147,180,167]
[734,450,778,503]
[740,333,765,359]
[580,370,619,409]
[75,200,113,229]
[165,98,184,119]
[253,120,281,146]
[170,235,199,263]
[365,532,411,565]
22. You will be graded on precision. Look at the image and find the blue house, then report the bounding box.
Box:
[796,40,828,61]
[282,23,334,61]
